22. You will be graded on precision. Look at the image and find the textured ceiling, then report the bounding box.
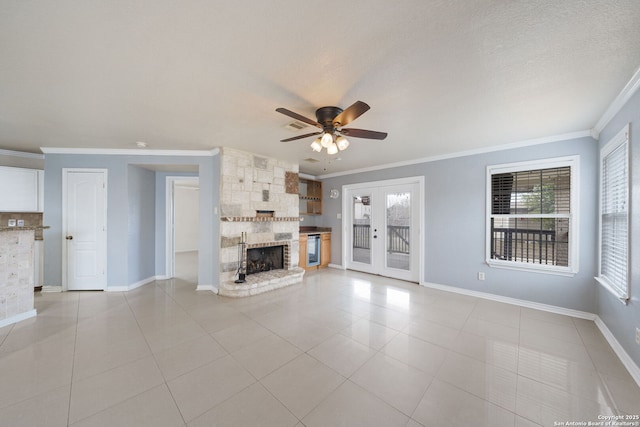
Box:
[1,1,639,176]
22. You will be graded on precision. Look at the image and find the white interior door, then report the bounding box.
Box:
[64,169,107,290]
[345,178,422,282]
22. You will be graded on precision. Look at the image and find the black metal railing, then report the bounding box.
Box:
[352,225,410,254]
[491,227,562,265]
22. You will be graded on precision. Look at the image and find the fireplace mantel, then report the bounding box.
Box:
[221,216,300,222]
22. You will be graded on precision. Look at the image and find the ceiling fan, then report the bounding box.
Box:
[276,100,387,155]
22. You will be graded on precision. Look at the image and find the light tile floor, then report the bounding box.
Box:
[0,268,639,426]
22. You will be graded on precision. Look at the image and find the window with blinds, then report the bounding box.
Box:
[597,125,629,301]
[486,156,579,275]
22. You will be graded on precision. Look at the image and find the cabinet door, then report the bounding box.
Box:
[299,234,308,269]
[320,233,331,267]
[0,167,41,211]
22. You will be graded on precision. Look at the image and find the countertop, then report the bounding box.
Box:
[299,227,331,235]
[0,225,49,232]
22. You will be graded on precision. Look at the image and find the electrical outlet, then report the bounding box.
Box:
[478,272,485,281]
[636,327,640,345]
[17,219,24,227]
[7,219,16,227]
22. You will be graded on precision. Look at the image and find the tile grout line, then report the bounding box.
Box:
[66,291,82,427]
[0,323,15,348]
[68,292,167,426]
[571,316,623,415]
[122,285,190,427]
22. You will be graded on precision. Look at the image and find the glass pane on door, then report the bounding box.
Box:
[352,194,372,264]
[386,191,411,271]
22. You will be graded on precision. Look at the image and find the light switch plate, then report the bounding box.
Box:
[17,220,24,227]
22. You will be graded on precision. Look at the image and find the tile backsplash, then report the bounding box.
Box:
[0,212,43,239]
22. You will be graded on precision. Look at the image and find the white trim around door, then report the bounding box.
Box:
[165,176,199,279]
[341,176,424,283]
[62,168,108,291]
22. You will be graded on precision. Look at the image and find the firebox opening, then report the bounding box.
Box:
[246,245,284,275]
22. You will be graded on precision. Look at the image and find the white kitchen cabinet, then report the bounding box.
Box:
[0,166,43,212]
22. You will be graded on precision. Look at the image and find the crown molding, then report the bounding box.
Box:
[0,149,45,159]
[298,172,316,180]
[40,147,219,156]
[592,64,640,138]
[316,130,593,179]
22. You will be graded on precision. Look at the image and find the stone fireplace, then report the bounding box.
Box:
[218,148,304,297]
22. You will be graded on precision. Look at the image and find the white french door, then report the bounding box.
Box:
[344,177,422,282]
[63,169,107,291]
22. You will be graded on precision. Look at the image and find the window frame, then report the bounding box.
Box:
[485,155,580,276]
[596,124,630,303]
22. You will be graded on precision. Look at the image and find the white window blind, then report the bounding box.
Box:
[486,156,579,276]
[598,125,629,301]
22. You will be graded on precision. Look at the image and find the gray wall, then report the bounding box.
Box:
[319,136,599,313]
[596,88,640,366]
[127,165,156,283]
[44,152,220,289]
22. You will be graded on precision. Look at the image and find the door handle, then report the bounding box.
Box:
[66,236,73,240]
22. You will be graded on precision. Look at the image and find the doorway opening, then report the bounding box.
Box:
[166,177,199,284]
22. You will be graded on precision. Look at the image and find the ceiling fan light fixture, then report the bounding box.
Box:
[336,136,349,151]
[320,132,334,147]
[276,101,387,156]
[327,142,339,155]
[310,138,322,152]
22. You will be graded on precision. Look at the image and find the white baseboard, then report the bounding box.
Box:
[328,263,344,269]
[203,286,219,294]
[422,281,639,387]
[106,276,159,292]
[422,281,595,320]
[0,309,37,328]
[41,285,63,293]
[594,316,640,387]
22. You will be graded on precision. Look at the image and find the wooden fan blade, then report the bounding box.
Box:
[332,101,370,126]
[276,108,322,128]
[280,131,321,142]
[340,128,388,140]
